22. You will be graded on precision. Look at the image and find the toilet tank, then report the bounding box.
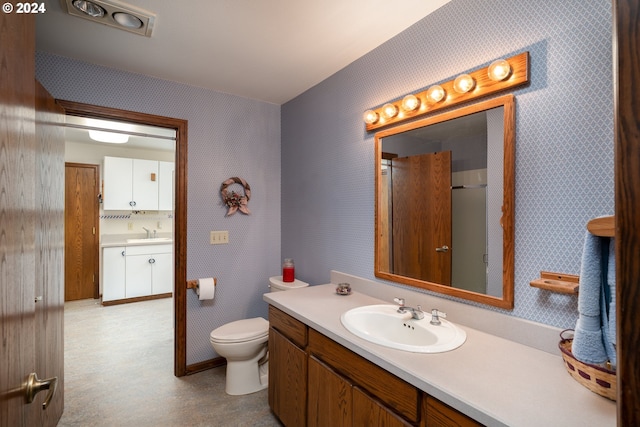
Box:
[269,276,309,292]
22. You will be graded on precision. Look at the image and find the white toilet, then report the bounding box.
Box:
[209,276,309,395]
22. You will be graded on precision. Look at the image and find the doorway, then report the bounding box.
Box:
[57,100,189,377]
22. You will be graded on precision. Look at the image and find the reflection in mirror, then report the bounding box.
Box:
[375,95,514,309]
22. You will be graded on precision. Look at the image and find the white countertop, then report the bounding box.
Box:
[264,284,616,427]
[101,233,173,248]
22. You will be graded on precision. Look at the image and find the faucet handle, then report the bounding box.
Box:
[430,309,446,325]
[393,297,405,307]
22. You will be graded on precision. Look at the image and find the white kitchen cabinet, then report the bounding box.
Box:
[103,156,159,210]
[102,243,173,303]
[124,244,173,298]
[158,161,174,211]
[102,246,127,301]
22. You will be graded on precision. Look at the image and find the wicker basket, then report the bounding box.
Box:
[558,331,616,401]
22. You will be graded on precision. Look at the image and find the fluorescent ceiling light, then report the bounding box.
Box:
[89,130,129,143]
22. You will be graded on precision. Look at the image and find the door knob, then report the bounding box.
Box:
[435,245,449,252]
[25,372,58,409]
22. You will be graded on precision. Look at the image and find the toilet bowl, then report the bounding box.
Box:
[210,317,269,395]
[210,276,308,395]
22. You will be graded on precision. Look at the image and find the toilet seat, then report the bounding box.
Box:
[210,317,268,343]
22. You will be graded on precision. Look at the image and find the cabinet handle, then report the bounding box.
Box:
[149,258,155,264]
[129,201,137,207]
[435,245,449,253]
[121,251,125,257]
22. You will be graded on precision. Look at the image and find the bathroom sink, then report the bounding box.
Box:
[126,237,173,244]
[340,304,466,353]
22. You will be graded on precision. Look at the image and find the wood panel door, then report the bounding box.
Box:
[0,13,64,426]
[65,163,99,301]
[391,151,452,285]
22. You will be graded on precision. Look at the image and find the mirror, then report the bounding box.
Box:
[375,94,514,309]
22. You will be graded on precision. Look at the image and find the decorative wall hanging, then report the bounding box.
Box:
[220,177,251,216]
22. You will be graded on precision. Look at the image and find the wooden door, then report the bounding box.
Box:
[65,163,99,301]
[0,13,64,426]
[35,81,66,425]
[391,151,452,285]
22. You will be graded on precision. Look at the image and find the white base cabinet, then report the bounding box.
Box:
[102,244,173,302]
[102,247,126,301]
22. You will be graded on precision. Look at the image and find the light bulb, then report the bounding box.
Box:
[426,85,445,103]
[488,59,511,81]
[401,94,420,112]
[363,110,379,125]
[381,103,398,119]
[453,74,475,93]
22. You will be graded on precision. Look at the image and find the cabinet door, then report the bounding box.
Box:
[308,356,352,427]
[158,161,174,211]
[151,252,173,294]
[124,254,152,298]
[102,247,126,301]
[103,157,133,210]
[269,328,307,427]
[132,159,159,210]
[353,387,413,427]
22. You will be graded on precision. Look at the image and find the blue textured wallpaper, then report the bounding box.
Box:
[281,0,613,328]
[36,53,281,364]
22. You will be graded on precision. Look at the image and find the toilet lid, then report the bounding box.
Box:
[210,317,269,343]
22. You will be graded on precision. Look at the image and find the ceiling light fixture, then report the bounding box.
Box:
[113,12,143,29]
[89,130,130,144]
[72,0,105,17]
[64,0,155,37]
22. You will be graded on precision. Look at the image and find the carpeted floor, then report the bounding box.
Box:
[59,297,281,427]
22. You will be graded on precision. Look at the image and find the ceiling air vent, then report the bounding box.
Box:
[63,0,156,37]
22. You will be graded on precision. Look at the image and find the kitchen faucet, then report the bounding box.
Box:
[142,227,151,239]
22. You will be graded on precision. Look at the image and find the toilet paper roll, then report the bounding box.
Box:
[197,277,215,300]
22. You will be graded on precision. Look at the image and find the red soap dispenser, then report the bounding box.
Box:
[282,258,295,282]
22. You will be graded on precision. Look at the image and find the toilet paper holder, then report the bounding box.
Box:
[187,278,217,293]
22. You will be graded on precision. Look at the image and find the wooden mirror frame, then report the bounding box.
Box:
[374,94,515,309]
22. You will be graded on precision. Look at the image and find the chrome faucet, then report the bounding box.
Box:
[153,229,157,238]
[142,227,151,239]
[394,297,424,320]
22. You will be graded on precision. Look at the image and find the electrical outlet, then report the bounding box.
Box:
[128,222,133,230]
[210,231,229,245]
[157,221,162,229]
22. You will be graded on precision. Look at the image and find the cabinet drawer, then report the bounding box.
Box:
[308,329,420,423]
[269,306,308,348]
[126,244,172,256]
[422,395,483,427]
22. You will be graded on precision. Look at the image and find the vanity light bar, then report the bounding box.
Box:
[364,51,529,131]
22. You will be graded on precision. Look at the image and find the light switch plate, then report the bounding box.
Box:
[210,231,229,245]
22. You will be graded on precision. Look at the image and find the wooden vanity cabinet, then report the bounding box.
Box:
[268,306,308,427]
[268,305,483,427]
